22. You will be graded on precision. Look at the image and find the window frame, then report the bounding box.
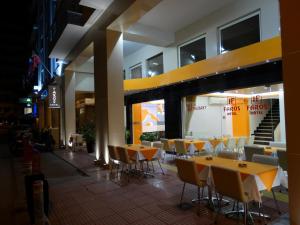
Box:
[129,63,143,79]
[218,10,261,54]
[146,52,164,77]
[178,34,206,67]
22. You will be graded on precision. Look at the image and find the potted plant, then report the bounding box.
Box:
[125,129,131,144]
[80,121,95,153]
[139,132,159,142]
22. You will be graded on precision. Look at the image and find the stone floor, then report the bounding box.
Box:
[45,150,289,225]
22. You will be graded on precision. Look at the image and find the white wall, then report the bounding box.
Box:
[75,72,94,92]
[183,96,233,139]
[123,0,280,79]
[123,45,177,79]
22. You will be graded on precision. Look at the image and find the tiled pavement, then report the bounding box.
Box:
[44,150,289,225]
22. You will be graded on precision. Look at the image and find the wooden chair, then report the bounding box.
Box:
[175,158,207,208]
[151,142,165,174]
[116,146,135,182]
[174,140,188,157]
[244,145,264,162]
[252,154,281,214]
[217,151,239,160]
[141,140,152,146]
[108,145,120,176]
[211,166,251,225]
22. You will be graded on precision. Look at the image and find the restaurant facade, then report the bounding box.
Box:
[41,0,300,223]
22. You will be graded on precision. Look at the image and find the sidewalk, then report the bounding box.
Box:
[46,149,289,225]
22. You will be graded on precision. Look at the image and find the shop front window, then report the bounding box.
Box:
[132,100,165,144]
[182,84,285,145]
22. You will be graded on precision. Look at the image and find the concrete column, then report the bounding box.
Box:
[64,70,76,146]
[94,30,125,163]
[280,1,300,224]
[279,91,286,142]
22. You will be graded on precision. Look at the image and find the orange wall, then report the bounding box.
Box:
[232,98,250,137]
[132,103,142,144]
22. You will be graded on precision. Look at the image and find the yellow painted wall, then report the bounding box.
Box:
[132,103,142,144]
[232,98,250,137]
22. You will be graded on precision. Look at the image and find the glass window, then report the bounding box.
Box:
[219,13,260,54]
[132,100,165,144]
[179,37,206,67]
[146,53,163,77]
[182,84,286,147]
[130,63,142,79]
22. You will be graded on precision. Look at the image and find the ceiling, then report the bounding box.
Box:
[123,40,147,57]
[0,1,36,102]
[138,0,236,33]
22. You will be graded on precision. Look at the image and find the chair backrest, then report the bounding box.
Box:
[226,138,236,151]
[174,140,187,155]
[217,151,239,160]
[153,142,163,149]
[247,136,255,145]
[211,166,247,202]
[160,138,171,151]
[141,140,152,146]
[185,136,193,140]
[175,158,200,185]
[116,146,131,163]
[269,141,286,148]
[252,154,278,166]
[108,145,119,160]
[277,150,288,171]
[236,137,247,148]
[76,134,83,144]
[244,145,264,162]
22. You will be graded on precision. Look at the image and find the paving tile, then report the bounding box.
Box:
[119,207,152,223]
[45,151,289,225]
[131,216,168,225]
[93,214,129,225]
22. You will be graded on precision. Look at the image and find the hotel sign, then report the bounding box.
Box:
[48,85,61,108]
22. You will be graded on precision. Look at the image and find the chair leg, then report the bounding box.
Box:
[259,202,267,225]
[271,188,281,214]
[243,203,248,225]
[151,160,155,173]
[214,194,223,224]
[157,159,165,175]
[179,183,186,207]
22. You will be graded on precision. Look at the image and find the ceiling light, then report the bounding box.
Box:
[152,62,159,66]
[190,54,196,60]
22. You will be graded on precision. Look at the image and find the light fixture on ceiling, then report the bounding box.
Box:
[190,54,196,60]
[152,62,159,66]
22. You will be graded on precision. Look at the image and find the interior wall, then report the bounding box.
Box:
[184,96,233,138]
[123,0,280,79]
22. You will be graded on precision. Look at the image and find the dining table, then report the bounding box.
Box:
[190,156,280,203]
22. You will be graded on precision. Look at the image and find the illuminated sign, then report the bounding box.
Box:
[48,85,61,108]
[19,97,32,104]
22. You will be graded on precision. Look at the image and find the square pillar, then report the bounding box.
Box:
[64,70,76,146]
[94,30,125,163]
[280,1,300,224]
